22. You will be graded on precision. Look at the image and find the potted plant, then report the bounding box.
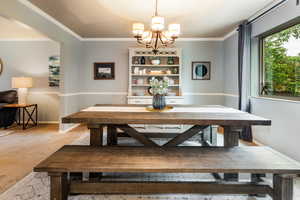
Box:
[149,77,169,110]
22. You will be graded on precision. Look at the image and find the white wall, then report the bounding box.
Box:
[0,40,60,122]
[79,41,225,108]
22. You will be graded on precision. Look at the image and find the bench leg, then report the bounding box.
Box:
[89,125,104,181]
[223,126,239,181]
[107,125,118,146]
[250,173,267,197]
[273,174,293,200]
[50,173,68,200]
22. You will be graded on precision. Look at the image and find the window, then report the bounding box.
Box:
[260,22,300,100]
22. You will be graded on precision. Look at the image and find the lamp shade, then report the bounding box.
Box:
[168,24,180,37]
[151,16,164,31]
[132,23,144,36]
[12,77,33,88]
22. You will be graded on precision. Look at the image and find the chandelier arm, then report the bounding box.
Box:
[158,32,167,45]
[154,32,160,51]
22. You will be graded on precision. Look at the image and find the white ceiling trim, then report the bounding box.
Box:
[18,0,82,40]
[223,28,238,40]
[82,38,136,42]
[0,38,52,41]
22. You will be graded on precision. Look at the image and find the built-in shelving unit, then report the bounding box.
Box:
[128,48,184,105]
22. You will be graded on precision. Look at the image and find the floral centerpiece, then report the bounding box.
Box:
[149,77,169,109]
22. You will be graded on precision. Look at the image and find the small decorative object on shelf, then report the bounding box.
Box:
[151,59,160,65]
[140,56,146,65]
[149,77,169,110]
[167,57,174,65]
[134,57,140,64]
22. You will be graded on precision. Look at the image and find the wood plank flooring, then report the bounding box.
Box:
[0,124,88,194]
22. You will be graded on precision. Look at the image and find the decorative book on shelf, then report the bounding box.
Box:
[128,48,184,105]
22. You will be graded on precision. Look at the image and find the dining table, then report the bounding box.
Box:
[62,104,271,181]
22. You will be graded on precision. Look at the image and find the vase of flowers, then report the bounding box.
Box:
[149,77,169,110]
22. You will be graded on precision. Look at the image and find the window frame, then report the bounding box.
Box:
[258,17,300,101]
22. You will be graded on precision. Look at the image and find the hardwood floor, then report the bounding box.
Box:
[0,124,88,194]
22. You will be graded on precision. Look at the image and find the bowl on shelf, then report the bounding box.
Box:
[151,59,160,65]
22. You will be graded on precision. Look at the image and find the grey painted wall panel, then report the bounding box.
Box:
[223,33,239,95]
[0,41,60,121]
[0,1,83,131]
[251,97,300,162]
[250,2,300,161]
[80,41,225,106]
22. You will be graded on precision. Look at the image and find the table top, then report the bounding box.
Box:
[34,145,300,174]
[62,104,271,126]
[3,103,37,108]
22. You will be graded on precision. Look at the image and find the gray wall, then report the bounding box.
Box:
[223,33,239,109]
[0,40,60,122]
[0,0,83,131]
[250,0,300,161]
[79,41,225,108]
[222,1,300,161]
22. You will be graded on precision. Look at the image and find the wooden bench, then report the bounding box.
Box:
[34,146,300,200]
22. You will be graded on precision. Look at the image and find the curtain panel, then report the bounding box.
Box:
[238,21,253,142]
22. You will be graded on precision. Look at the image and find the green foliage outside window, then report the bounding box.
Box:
[262,23,300,97]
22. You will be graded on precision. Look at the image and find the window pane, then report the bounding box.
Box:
[262,24,300,98]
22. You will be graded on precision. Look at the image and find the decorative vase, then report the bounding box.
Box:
[167,57,174,65]
[152,94,166,110]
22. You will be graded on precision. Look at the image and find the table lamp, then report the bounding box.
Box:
[12,77,33,105]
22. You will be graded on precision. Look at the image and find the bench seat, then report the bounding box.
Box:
[34,146,300,200]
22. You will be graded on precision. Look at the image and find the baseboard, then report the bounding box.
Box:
[59,124,80,134]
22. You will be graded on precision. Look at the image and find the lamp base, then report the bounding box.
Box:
[18,88,28,105]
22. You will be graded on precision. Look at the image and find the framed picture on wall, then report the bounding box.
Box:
[192,61,211,80]
[49,56,60,87]
[94,62,115,80]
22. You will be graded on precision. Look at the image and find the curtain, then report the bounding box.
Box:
[238,21,253,142]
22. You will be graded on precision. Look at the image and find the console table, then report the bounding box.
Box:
[4,104,38,130]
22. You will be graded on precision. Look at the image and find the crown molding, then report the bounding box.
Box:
[82,38,136,42]
[223,28,238,40]
[18,0,82,40]
[0,38,52,41]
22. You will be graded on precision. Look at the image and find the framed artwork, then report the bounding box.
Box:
[192,61,211,80]
[49,56,60,87]
[0,58,3,76]
[94,62,115,80]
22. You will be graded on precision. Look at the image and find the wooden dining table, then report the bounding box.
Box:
[62,104,271,181]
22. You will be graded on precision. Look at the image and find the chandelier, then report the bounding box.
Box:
[132,0,180,54]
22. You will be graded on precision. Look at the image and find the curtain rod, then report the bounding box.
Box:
[248,0,288,24]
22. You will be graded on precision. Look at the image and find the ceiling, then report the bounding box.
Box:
[28,0,275,38]
[0,16,48,39]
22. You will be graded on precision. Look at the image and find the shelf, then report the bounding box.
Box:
[131,74,180,77]
[132,65,179,67]
[132,84,180,87]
